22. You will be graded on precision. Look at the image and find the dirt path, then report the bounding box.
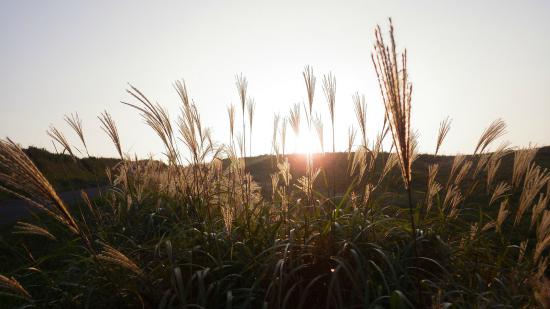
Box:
[0,187,104,226]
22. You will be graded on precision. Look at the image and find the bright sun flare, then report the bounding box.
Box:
[292,128,322,155]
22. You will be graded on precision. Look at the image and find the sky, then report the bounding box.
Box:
[1,0,549,159]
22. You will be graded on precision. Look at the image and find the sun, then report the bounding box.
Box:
[291,128,321,155]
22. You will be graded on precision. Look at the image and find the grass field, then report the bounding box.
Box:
[1,21,549,308]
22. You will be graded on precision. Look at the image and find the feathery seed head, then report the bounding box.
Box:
[47,125,76,159]
[64,112,89,156]
[96,242,142,275]
[302,66,316,116]
[353,92,368,147]
[435,117,451,156]
[0,274,31,300]
[323,72,336,124]
[289,103,301,136]
[372,19,413,189]
[513,147,538,188]
[247,97,256,131]
[99,111,123,160]
[313,113,324,153]
[474,119,506,155]
[235,73,248,112]
[0,139,80,234]
[347,125,357,155]
[227,104,236,141]
[13,221,57,241]
[490,182,511,206]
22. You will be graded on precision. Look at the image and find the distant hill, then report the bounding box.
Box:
[0,147,119,201]
[243,146,550,206]
[2,146,549,204]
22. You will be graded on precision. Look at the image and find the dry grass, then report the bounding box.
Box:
[289,103,301,137]
[313,113,324,153]
[513,147,538,188]
[435,117,451,155]
[372,19,413,190]
[302,66,316,118]
[347,125,357,155]
[0,274,31,300]
[425,163,441,212]
[123,84,179,165]
[221,205,234,234]
[531,193,548,229]
[236,73,248,157]
[474,119,506,155]
[372,19,420,271]
[453,160,472,187]
[323,72,336,152]
[96,242,142,276]
[272,113,280,157]
[98,111,123,160]
[0,139,80,234]
[247,97,256,155]
[353,92,367,147]
[47,125,75,159]
[447,155,466,188]
[487,156,502,190]
[535,210,550,263]
[496,199,510,233]
[13,221,57,241]
[176,80,215,167]
[443,185,464,219]
[515,164,550,226]
[236,73,248,112]
[64,112,89,157]
[227,104,236,144]
[490,181,511,206]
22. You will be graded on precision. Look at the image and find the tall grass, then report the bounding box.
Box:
[0,19,549,308]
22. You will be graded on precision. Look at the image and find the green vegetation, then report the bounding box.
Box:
[1,20,550,308]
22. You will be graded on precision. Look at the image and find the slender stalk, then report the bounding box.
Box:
[407,182,424,306]
[303,66,316,243]
[332,124,335,197]
[407,184,418,256]
[242,110,246,158]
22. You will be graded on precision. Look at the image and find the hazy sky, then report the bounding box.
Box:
[1,0,549,159]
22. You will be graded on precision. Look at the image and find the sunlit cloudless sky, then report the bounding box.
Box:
[1,0,549,159]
